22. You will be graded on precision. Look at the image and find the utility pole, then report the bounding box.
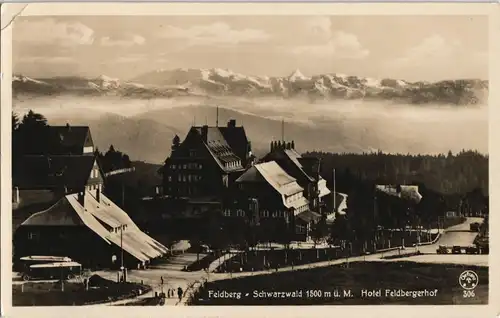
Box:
[281,119,285,143]
[120,224,125,283]
[216,106,219,127]
[122,184,125,208]
[333,169,336,213]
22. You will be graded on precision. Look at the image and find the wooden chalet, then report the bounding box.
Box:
[260,141,332,215]
[159,119,253,202]
[233,161,321,242]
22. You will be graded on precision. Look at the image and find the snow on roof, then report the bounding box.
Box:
[254,161,303,196]
[20,191,168,263]
[30,261,82,268]
[318,178,331,197]
[376,185,422,202]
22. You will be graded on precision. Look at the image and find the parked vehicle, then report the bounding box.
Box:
[451,246,462,254]
[470,222,481,232]
[436,245,448,254]
[21,261,82,281]
[15,255,73,272]
[465,246,479,254]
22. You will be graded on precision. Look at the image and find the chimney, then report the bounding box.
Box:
[96,187,101,203]
[227,119,236,128]
[291,140,295,149]
[201,125,208,142]
[78,191,85,207]
[66,123,71,131]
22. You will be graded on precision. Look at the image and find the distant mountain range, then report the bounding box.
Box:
[13,68,488,105]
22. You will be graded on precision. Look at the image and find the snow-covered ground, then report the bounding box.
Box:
[371,254,488,266]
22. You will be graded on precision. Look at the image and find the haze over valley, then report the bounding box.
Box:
[13,89,488,164]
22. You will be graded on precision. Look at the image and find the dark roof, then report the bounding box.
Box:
[191,126,244,172]
[48,126,92,154]
[296,210,321,223]
[13,155,97,190]
[261,148,315,183]
[219,126,249,159]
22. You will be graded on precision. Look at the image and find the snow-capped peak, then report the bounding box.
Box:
[96,74,119,82]
[94,74,120,89]
[13,75,50,85]
[289,69,307,81]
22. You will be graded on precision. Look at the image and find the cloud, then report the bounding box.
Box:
[109,54,147,64]
[14,18,94,46]
[16,56,77,64]
[105,53,168,65]
[306,16,332,37]
[159,22,271,46]
[100,34,146,47]
[392,34,461,67]
[291,31,369,59]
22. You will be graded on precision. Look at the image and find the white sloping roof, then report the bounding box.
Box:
[336,192,348,215]
[376,185,422,202]
[318,178,331,198]
[254,161,304,196]
[21,198,85,227]
[21,191,168,263]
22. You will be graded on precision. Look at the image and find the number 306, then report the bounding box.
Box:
[463,290,475,298]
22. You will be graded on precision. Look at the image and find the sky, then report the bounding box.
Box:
[12,15,489,82]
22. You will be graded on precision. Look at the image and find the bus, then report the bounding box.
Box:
[15,255,73,272]
[21,261,82,281]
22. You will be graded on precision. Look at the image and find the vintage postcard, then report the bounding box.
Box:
[1,2,499,318]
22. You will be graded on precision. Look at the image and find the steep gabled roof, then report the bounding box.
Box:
[191,126,244,172]
[48,126,92,154]
[237,161,304,196]
[13,155,98,190]
[20,191,168,263]
[284,149,315,182]
[236,161,308,210]
[218,126,249,159]
[261,148,315,183]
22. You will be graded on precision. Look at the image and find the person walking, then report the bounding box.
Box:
[177,287,183,301]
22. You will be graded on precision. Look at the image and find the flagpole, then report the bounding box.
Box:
[333,168,336,213]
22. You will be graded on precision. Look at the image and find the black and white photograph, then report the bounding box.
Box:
[2,4,494,310]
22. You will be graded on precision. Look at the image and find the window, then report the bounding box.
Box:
[28,232,39,240]
[261,210,270,218]
[177,175,182,182]
[188,175,192,182]
[272,211,277,218]
[296,225,305,234]
[223,209,232,217]
[182,175,187,182]
[199,163,203,169]
[183,164,187,169]
[168,176,172,182]
[172,164,176,169]
[190,150,197,157]
[236,209,246,217]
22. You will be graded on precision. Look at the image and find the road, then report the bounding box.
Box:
[16,218,484,306]
[417,217,483,254]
